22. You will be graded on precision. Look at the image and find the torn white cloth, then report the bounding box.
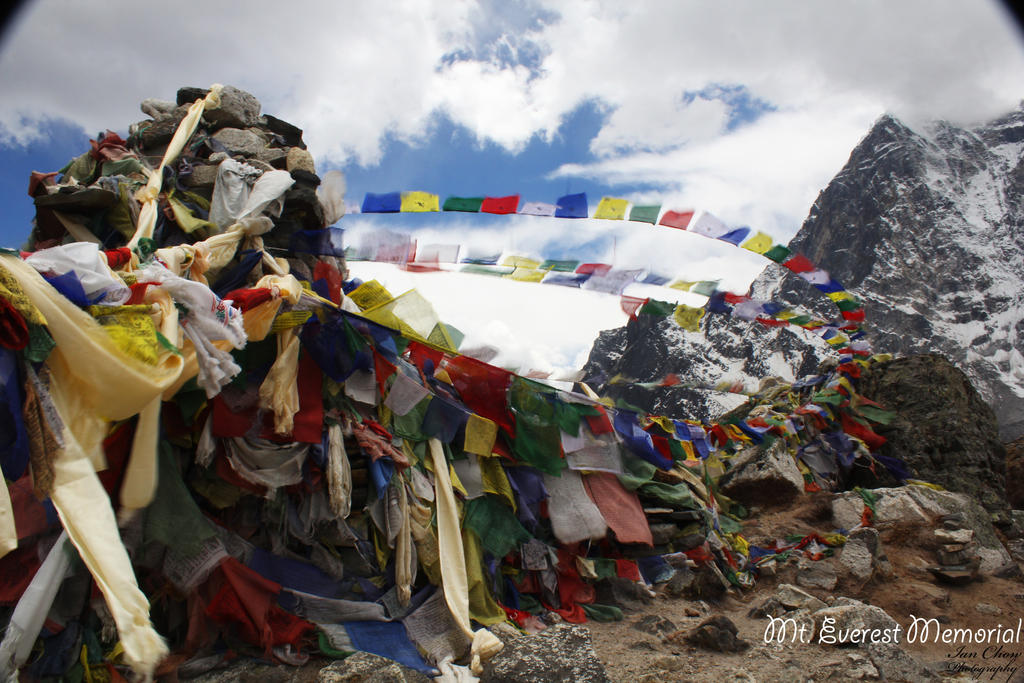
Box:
[25,242,130,304]
[542,469,608,544]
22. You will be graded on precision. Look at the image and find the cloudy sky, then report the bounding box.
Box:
[0,0,1021,375]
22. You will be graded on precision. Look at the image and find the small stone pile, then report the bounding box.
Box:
[927,517,982,585]
[28,84,343,260]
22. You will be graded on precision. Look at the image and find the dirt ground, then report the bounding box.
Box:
[586,493,1024,682]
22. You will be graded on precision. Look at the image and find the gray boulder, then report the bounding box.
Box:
[211,128,267,158]
[204,85,263,129]
[479,623,611,683]
[832,485,1011,572]
[318,653,430,683]
[718,439,805,506]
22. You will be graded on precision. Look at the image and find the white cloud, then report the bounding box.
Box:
[1,0,1021,373]
[552,95,883,240]
[2,0,1021,160]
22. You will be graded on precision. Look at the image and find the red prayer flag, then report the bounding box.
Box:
[841,308,866,322]
[576,262,612,276]
[781,253,816,273]
[481,195,520,214]
[620,295,647,318]
[658,210,694,229]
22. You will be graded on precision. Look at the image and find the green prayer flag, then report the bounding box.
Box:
[628,204,661,224]
[539,259,579,272]
[464,495,532,558]
[639,299,676,317]
[835,298,862,312]
[763,245,793,263]
[442,196,484,212]
[690,280,719,297]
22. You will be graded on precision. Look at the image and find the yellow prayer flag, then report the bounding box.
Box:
[826,290,854,302]
[400,191,439,212]
[649,415,675,434]
[504,268,546,283]
[349,280,394,310]
[775,309,796,320]
[668,280,696,292]
[740,231,774,254]
[593,197,628,220]
[499,255,542,269]
[681,440,696,461]
[465,414,498,457]
[728,533,750,556]
[673,303,705,332]
[480,456,516,510]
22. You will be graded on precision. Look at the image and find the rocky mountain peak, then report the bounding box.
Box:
[586,105,1024,441]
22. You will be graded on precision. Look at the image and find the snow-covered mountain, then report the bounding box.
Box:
[583,106,1024,441]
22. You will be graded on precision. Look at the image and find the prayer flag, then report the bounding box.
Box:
[505,268,546,283]
[414,244,460,263]
[763,245,792,263]
[519,201,557,216]
[782,253,815,273]
[814,278,845,294]
[688,211,731,238]
[718,227,750,246]
[673,304,705,331]
[583,268,643,295]
[481,195,520,214]
[555,192,588,218]
[576,263,611,276]
[442,196,484,212]
[798,268,831,285]
[542,272,590,287]
[639,271,671,285]
[639,299,675,317]
[741,231,774,254]
[629,204,661,224]
[500,255,541,269]
[620,295,648,318]
[540,259,579,272]
[594,197,628,220]
[361,192,401,213]
[658,210,694,229]
[400,191,438,213]
[668,280,694,291]
[289,228,345,257]
[690,280,719,297]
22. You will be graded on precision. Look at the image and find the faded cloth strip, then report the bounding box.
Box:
[583,472,653,546]
[542,469,608,544]
[326,424,352,518]
[565,432,623,474]
[0,255,182,678]
[279,588,388,623]
[343,621,435,675]
[0,531,72,678]
[384,371,430,416]
[402,588,471,667]
[224,438,309,492]
[22,365,63,499]
[428,439,504,674]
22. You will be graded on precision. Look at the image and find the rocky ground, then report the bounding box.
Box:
[184,485,1024,683]
[586,491,1024,683]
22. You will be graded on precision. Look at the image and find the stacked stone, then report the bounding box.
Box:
[27,85,341,278]
[927,516,981,585]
